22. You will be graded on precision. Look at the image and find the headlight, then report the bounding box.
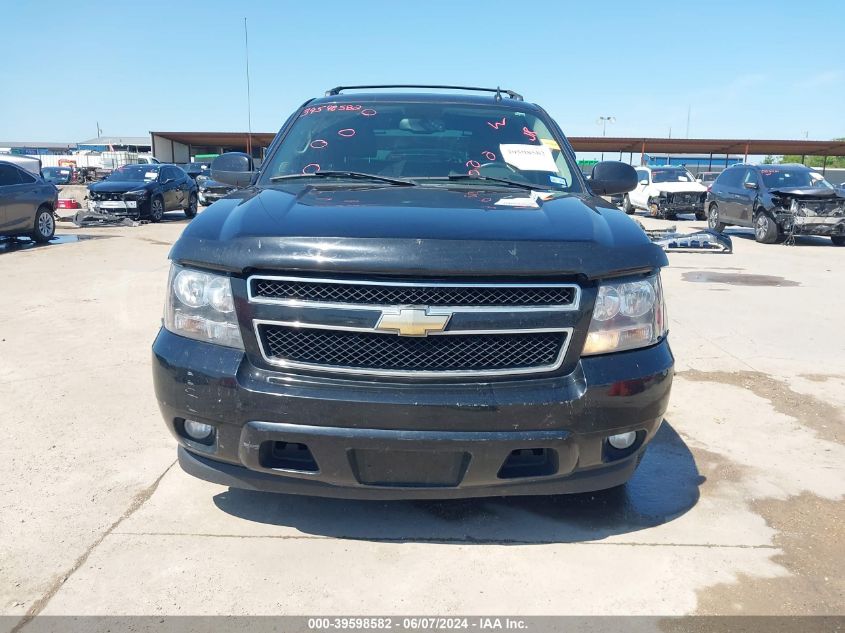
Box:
[164,264,243,349]
[582,273,667,355]
[125,189,149,197]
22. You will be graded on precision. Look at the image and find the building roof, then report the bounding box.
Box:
[0,141,76,150]
[77,136,151,146]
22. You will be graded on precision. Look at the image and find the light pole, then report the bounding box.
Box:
[597,116,615,161]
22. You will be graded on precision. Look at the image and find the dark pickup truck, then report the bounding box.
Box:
[152,85,673,499]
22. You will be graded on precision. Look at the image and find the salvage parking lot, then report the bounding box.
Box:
[1,213,843,623]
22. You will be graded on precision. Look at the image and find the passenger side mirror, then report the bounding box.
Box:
[588,161,638,196]
[743,181,758,189]
[211,152,255,188]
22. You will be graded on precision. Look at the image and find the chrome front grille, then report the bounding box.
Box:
[249,276,577,308]
[258,325,567,375]
[247,275,580,378]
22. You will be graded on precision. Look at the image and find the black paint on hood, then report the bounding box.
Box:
[169,184,667,280]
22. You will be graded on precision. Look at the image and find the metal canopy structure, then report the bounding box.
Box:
[149,131,845,166]
[568,137,845,157]
[150,131,276,148]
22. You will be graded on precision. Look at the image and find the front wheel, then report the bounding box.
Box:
[754,211,779,244]
[149,197,164,223]
[184,193,198,219]
[622,194,635,214]
[831,235,845,247]
[32,206,55,243]
[708,203,726,232]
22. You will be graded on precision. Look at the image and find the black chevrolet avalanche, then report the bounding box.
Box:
[152,86,674,499]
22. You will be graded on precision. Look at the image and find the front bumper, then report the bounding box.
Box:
[653,196,705,214]
[198,191,230,205]
[153,329,674,499]
[789,215,845,236]
[87,199,147,218]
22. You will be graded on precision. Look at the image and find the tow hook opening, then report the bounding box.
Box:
[260,441,319,473]
[498,447,559,479]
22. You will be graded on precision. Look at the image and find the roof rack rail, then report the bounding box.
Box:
[324,85,524,101]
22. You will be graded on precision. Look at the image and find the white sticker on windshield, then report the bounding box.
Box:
[499,144,558,172]
[145,171,157,179]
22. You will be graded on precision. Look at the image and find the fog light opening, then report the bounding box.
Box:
[607,431,637,450]
[182,418,215,445]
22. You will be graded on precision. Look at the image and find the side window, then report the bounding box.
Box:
[636,169,649,183]
[0,164,21,186]
[16,168,36,184]
[173,166,187,180]
[715,168,741,187]
[161,166,175,180]
[743,169,759,187]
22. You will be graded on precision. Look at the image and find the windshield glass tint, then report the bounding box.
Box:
[259,102,580,191]
[760,168,832,190]
[652,169,694,183]
[109,165,159,182]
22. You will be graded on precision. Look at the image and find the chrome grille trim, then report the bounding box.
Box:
[253,319,573,378]
[247,275,581,313]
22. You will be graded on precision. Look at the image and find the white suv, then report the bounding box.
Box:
[622,166,707,220]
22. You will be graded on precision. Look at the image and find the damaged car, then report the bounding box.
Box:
[87,163,198,222]
[623,166,707,220]
[706,163,845,245]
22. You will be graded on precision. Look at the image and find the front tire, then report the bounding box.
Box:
[831,236,845,247]
[622,194,635,214]
[32,206,55,243]
[184,193,198,219]
[754,210,779,244]
[695,208,707,221]
[150,197,164,223]
[707,203,726,232]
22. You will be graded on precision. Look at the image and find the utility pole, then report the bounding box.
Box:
[597,116,615,161]
[244,17,253,157]
[96,122,102,139]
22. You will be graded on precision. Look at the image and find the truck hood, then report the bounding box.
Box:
[649,181,707,194]
[769,187,844,199]
[89,180,154,193]
[171,184,667,279]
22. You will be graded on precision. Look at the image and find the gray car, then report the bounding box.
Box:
[0,158,58,243]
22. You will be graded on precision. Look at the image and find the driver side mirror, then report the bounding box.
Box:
[743,181,758,190]
[588,161,638,196]
[211,152,255,188]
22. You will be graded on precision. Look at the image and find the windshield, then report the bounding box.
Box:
[652,168,695,183]
[699,172,717,182]
[108,165,159,182]
[760,168,833,190]
[258,101,581,192]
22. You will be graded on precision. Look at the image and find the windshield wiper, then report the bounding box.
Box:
[270,171,416,186]
[418,175,540,191]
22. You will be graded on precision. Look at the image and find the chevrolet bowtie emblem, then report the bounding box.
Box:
[375,308,451,337]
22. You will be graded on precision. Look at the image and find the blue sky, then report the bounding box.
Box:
[2,0,843,143]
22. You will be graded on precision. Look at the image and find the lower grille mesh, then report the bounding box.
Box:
[259,325,567,374]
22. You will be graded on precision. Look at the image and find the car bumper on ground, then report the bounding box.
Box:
[152,329,674,499]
